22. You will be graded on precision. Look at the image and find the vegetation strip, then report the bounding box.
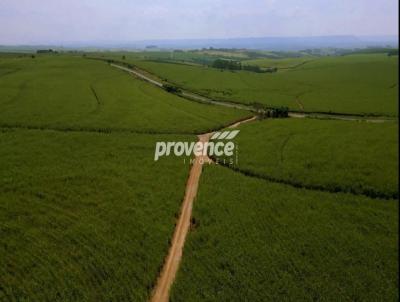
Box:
[0,124,202,136]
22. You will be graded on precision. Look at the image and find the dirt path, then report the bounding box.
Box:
[150,116,256,302]
[150,133,210,302]
[111,63,163,87]
[181,91,252,111]
[229,116,257,128]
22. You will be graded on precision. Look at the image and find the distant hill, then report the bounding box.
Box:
[1,35,398,52]
[126,35,398,51]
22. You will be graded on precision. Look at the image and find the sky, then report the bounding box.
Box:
[0,0,398,45]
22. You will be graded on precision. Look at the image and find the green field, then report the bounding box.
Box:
[0,129,195,301]
[171,165,398,301]
[214,118,398,198]
[0,55,248,133]
[90,49,284,66]
[89,50,237,66]
[126,54,398,116]
[0,54,244,300]
[244,56,314,69]
[0,52,398,301]
[90,51,209,65]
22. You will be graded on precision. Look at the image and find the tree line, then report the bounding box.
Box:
[211,59,277,73]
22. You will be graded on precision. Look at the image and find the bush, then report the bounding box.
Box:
[163,84,181,94]
[251,103,289,119]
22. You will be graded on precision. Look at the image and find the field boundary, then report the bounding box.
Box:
[0,124,211,136]
[0,116,257,135]
[211,159,398,200]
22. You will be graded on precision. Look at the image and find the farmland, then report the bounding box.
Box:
[0,55,248,133]
[0,49,398,302]
[214,118,398,198]
[89,49,296,66]
[0,54,246,300]
[244,56,314,69]
[171,165,398,301]
[121,53,398,116]
[0,129,195,301]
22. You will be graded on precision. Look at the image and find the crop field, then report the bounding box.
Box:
[214,118,398,198]
[93,49,291,66]
[0,129,197,301]
[91,50,232,66]
[244,56,314,69]
[0,54,247,300]
[171,165,398,301]
[126,53,398,116]
[0,50,398,302]
[0,55,248,133]
[91,51,207,65]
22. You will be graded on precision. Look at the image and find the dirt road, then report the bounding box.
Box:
[181,91,252,111]
[111,63,163,87]
[150,132,210,302]
[150,116,256,302]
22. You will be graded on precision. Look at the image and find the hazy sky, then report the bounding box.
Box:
[0,0,398,44]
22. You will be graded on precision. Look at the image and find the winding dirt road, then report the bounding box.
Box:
[150,116,256,302]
